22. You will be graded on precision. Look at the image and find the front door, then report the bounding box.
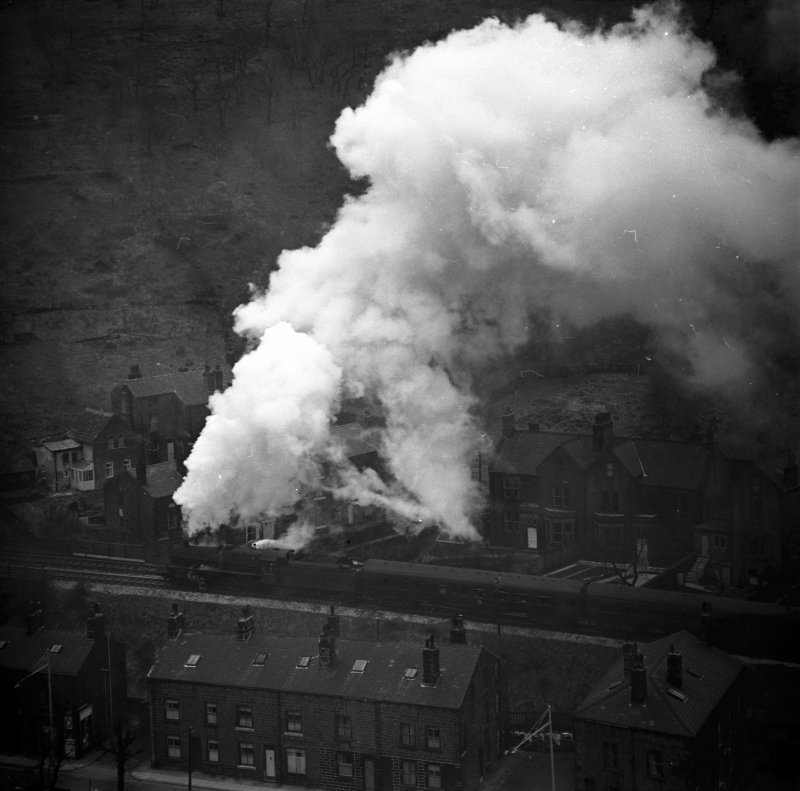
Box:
[700,534,709,557]
[364,757,375,791]
[526,527,538,549]
[264,747,276,781]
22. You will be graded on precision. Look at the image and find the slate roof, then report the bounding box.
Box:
[573,630,742,737]
[148,634,483,710]
[69,408,116,444]
[40,438,81,453]
[120,369,216,406]
[144,462,183,499]
[0,627,96,677]
[493,430,710,490]
[330,423,380,460]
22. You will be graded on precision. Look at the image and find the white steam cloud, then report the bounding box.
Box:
[175,3,800,540]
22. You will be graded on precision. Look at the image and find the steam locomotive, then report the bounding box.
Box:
[165,541,799,661]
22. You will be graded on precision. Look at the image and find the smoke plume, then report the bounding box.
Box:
[175,3,800,540]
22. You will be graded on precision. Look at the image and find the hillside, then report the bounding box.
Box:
[2,0,797,458]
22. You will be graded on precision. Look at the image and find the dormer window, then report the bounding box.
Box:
[185,654,201,667]
[253,652,268,666]
[49,644,62,654]
[296,656,311,669]
[351,659,368,674]
[404,667,419,680]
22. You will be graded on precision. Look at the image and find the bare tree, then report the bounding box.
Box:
[104,720,142,791]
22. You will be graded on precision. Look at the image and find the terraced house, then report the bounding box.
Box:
[147,608,507,791]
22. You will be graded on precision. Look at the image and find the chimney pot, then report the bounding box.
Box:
[168,603,184,639]
[667,645,682,688]
[422,632,440,685]
[319,622,337,668]
[630,651,647,703]
[449,614,466,644]
[622,641,638,677]
[592,412,614,453]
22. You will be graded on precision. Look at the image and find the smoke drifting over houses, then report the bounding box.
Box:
[174,3,800,539]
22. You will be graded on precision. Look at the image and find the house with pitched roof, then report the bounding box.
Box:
[572,630,744,791]
[110,363,228,465]
[100,460,184,562]
[0,603,127,760]
[487,410,713,569]
[147,608,507,791]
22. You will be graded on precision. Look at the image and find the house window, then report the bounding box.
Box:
[108,436,115,450]
[601,491,620,513]
[167,735,181,759]
[207,739,219,763]
[401,761,416,787]
[168,504,180,531]
[712,534,728,550]
[117,434,125,448]
[552,485,570,507]
[603,742,619,770]
[245,524,259,543]
[426,764,442,789]
[239,742,255,767]
[502,477,520,499]
[286,748,306,775]
[237,706,253,729]
[165,699,179,721]
[286,711,302,735]
[641,488,656,514]
[82,468,94,483]
[547,520,574,545]
[205,703,218,725]
[337,751,354,778]
[503,511,519,533]
[400,723,416,747]
[123,458,131,472]
[426,727,441,750]
[606,463,614,479]
[105,461,114,479]
[646,750,664,778]
[336,714,352,741]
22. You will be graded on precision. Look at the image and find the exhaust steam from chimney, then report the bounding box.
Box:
[174,3,800,542]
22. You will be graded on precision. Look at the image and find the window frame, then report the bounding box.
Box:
[426,763,442,790]
[205,702,218,725]
[237,705,254,730]
[646,749,664,778]
[165,699,180,721]
[552,484,570,507]
[166,734,181,759]
[286,710,303,736]
[285,747,307,775]
[105,460,114,479]
[603,741,620,771]
[502,477,520,500]
[336,714,352,742]
[207,738,219,764]
[238,742,255,768]
[400,722,416,748]
[337,750,354,778]
[426,726,441,750]
[401,760,416,787]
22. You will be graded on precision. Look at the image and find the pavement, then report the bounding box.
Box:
[1,741,575,791]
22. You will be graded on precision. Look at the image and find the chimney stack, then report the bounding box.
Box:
[501,407,515,439]
[622,641,638,677]
[449,614,467,645]
[422,633,440,686]
[592,412,614,453]
[127,364,142,380]
[236,605,255,642]
[327,604,340,637]
[319,622,337,668]
[168,602,184,639]
[214,363,224,392]
[203,364,214,395]
[630,651,647,704]
[86,602,105,640]
[666,645,682,688]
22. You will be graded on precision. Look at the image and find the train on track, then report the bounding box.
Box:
[165,541,800,661]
